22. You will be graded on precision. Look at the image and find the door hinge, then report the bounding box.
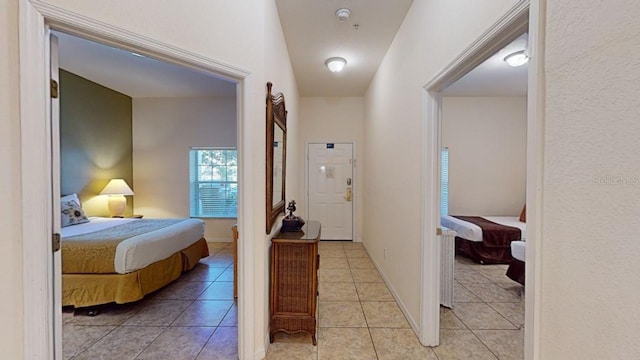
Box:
[436,227,443,236]
[50,79,59,99]
[52,233,61,252]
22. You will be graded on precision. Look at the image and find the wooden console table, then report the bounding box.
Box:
[269,221,321,345]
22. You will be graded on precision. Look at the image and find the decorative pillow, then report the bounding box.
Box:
[519,204,526,223]
[61,200,89,227]
[61,193,80,206]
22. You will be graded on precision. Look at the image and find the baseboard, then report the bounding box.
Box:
[254,333,269,360]
[363,247,421,336]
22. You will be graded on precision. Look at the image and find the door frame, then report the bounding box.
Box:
[419,1,543,358]
[19,1,254,358]
[305,141,357,242]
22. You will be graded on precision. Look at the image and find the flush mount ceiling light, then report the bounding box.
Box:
[325,57,347,72]
[504,50,529,67]
[336,8,351,21]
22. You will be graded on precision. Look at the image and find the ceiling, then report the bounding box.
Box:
[444,33,529,97]
[54,4,527,99]
[275,0,414,97]
[54,31,236,98]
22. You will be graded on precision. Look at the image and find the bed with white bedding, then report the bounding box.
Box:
[506,241,526,285]
[61,217,209,308]
[441,215,525,264]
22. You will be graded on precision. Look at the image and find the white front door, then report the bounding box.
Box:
[307,143,354,240]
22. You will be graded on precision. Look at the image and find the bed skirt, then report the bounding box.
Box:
[455,236,512,264]
[62,238,209,308]
[506,258,525,286]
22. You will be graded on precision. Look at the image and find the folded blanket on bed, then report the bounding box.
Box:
[452,216,521,248]
[62,219,183,274]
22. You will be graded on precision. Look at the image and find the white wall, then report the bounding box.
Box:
[0,0,24,357]
[442,96,526,215]
[299,97,364,241]
[363,0,519,331]
[539,1,640,358]
[132,96,237,241]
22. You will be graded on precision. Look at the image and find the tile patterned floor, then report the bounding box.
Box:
[62,242,237,360]
[266,242,524,360]
[63,241,524,360]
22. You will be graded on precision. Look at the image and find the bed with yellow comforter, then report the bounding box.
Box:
[61,217,208,308]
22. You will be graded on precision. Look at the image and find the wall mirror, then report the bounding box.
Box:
[266,82,287,233]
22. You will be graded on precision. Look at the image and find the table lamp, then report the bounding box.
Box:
[100,178,134,217]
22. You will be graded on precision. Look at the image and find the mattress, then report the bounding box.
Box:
[61,217,205,274]
[441,215,526,242]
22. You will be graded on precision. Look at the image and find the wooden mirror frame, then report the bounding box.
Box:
[266,82,287,234]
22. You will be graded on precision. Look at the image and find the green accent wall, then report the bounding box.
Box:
[59,69,134,216]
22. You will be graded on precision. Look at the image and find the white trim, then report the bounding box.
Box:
[305,141,356,242]
[20,1,255,359]
[525,1,545,359]
[19,2,54,358]
[419,89,441,346]
[419,0,532,348]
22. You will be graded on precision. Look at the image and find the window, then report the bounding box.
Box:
[190,148,238,218]
[441,147,449,216]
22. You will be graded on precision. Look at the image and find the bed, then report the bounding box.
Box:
[61,215,209,308]
[441,215,526,264]
[506,240,526,285]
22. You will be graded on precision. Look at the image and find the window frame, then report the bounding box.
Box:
[189,147,238,219]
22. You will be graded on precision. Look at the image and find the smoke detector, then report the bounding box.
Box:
[336,8,351,21]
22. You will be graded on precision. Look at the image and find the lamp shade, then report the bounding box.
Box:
[325,57,347,73]
[100,179,134,196]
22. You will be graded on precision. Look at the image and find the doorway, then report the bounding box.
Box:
[19,4,252,358]
[307,142,355,240]
[54,29,240,359]
[419,2,540,358]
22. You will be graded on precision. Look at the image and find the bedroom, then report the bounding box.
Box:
[439,31,528,353]
[56,31,239,357]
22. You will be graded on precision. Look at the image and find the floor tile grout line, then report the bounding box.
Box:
[131,325,172,360]
[191,326,219,360]
[67,322,120,360]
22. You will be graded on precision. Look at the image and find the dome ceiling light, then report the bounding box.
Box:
[325,57,347,73]
[504,50,529,67]
[336,8,351,21]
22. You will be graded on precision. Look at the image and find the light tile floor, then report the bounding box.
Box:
[62,242,237,360]
[266,242,524,360]
[63,241,524,360]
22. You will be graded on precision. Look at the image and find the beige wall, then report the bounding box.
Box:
[60,70,134,217]
[299,97,364,241]
[0,0,23,357]
[442,96,526,216]
[363,0,518,330]
[262,0,300,352]
[132,96,237,241]
[540,0,640,358]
